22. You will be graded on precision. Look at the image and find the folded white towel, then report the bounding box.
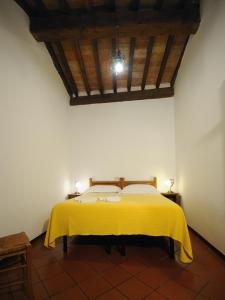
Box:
[75,196,97,203]
[98,196,121,202]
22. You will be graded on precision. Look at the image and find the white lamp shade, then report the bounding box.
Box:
[75,181,81,189]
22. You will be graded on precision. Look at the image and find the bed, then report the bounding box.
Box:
[44,177,193,263]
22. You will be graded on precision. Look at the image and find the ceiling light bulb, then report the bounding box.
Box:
[111,50,125,76]
[114,61,124,74]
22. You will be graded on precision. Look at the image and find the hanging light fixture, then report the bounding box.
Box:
[111,26,125,76]
[111,49,125,75]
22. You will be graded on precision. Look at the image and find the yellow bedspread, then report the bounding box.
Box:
[44,193,193,263]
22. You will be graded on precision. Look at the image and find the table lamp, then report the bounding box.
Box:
[165,179,174,193]
[75,181,82,195]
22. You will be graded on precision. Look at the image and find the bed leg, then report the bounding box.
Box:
[104,236,111,255]
[169,238,175,259]
[63,236,68,253]
[117,236,126,256]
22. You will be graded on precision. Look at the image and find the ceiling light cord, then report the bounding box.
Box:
[111,25,125,76]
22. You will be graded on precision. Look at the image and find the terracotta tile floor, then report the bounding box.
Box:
[1,231,225,300]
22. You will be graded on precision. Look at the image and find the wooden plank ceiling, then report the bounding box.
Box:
[15,0,200,105]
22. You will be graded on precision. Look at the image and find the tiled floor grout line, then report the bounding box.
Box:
[191,280,210,300]
[33,272,56,299]
[42,257,91,300]
[32,263,54,299]
[53,247,129,299]
[172,274,207,297]
[89,260,166,299]
[75,254,131,299]
[142,289,169,300]
[139,275,171,292]
[93,284,127,300]
[32,257,76,299]
[102,268,135,287]
[112,286,130,300]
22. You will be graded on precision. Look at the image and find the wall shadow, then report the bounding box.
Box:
[194,80,225,198]
[220,81,225,197]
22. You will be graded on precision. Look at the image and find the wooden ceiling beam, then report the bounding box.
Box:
[84,0,92,12]
[108,0,116,10]
[45,42,73,96]
[58,0,70,13]
[53,42,78,97]
[70,87,174,105]
[92,39,104,95]
[171,35,189,87]
[30,7,200,42]
[176,0,188,9]
[34,0,46,12]
[156,35,174,89]
[154,0,164,11]
[112,38,117,93]
[127,37,136,92]
[141,36,154,91]
[14,0,35,17]
[74,41,91,96]
[130,0,140,11]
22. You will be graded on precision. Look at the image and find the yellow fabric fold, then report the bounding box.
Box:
[44,193,193,263]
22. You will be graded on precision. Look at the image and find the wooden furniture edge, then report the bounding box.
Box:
[89,177,157,189]
[89,177,124,188]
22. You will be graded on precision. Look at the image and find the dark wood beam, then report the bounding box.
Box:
[112,38,117,93]
[70,87,174,105]
[156,35,174,89]
[154,0,164,11]
[108,0,116,10]
[34,0,46,12]
[54,42,78,97]
[176,0,200,9]
[58,0,70,13]
[14,0,34,17]
[127,37,136,92]
[30,7,200,42]
[45,42,72,96]
[141,37,154,91]
[130,0,140,11]
[74,41,90,96]
[176,0,187,9]
[171,35,189,87]
[84,0,92,12]
[92,39,104,95]
[179,0,200,21]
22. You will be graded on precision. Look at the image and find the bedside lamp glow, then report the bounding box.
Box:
[165,179,174,193]
[75,181,87,193]
[75,181,82,193]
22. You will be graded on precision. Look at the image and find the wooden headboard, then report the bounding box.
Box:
[89,178,123,188]
[121,178,157,188]
[89,177,157,189]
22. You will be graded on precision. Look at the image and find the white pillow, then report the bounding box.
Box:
[120,184,159,194]
[85,185,121,193]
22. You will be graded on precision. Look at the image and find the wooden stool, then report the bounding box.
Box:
[0,232,33,299]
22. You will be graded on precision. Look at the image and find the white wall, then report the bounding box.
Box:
[0,1,72,239]
[69,99,176,192]
[175,1,225,253]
